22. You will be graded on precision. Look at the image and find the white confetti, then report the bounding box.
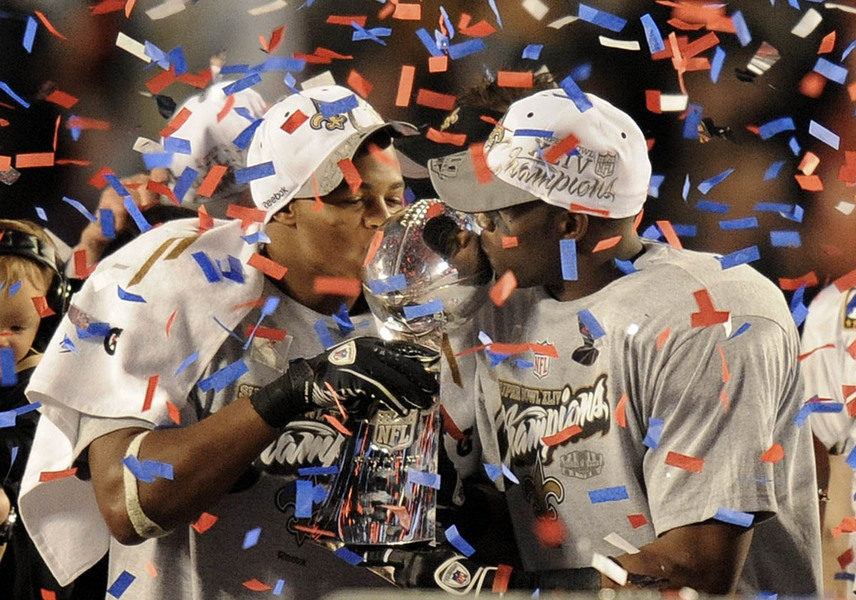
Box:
[835,201,856,215]
[659,94,689,112]
[592,553,628,586]
[248,0,287,16]
[522,0,549,21]
[791,8,822,38]
[547,16,579,29]
[604,532,641,555]
[115,32,152,64]
[598,36,641,51]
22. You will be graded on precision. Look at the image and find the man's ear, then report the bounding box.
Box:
[558,210,588,240]
[271,202,298,226]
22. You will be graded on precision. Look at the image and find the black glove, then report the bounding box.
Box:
[360,545,498,593]
[250,337,439,428]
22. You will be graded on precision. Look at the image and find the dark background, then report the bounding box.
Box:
[1,0,855,301]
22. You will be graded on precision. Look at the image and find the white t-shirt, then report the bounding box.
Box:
[803,278,856,590]
[443,240,822,595]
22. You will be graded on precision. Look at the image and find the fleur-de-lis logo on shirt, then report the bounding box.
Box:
[522,454,565,519]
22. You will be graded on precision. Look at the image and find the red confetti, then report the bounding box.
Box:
[322,414,353,436]
[795,174,823,191]
[146,180,177,205]
[665,451,704,473]
[73,248,92,279]
[225,204,267,227]
[428,55,449,73]
[489,270,517,307]
[656,220,683,250]
[260,25,285,54]
[166,401,181,425]
[217,94,236,123]
[32,296,55,318]
[326,15,368,27]
[89,0,125,15]
[439,404,466,441]
[34,11,68,40]
[41,590,57,600]
[718,344,731,382]
[146,66,177,95]
[501,236,518,249]
[534,515,567,548]
[847,339,856,361]
[159,107,192,139]
[459,20,496,37]
[542,425,582,447]
[347,69,373,99]
[778,271,818,291]
[39,467,78,482]
[313,276,362,297]
[591,235,622,253]
[242,579,272,592]
[142,375,159,412]
[195,165,228,199]
[197,205,214,233]
[426,127,466,146]
[144,562,158,578]
[16,153,55,169]
[818,31,836,54]
[760,443,784,463]
[543,134,580,164]
[656,327,671,350]
[497,71,533,88]
[838,548,854,569]
[248,254,288,280]
[492,565,513,594]
[690,289,730,328]
[615,393,628,428]
[66,115,110,131]
[627,514,648,529]
[392,4,421,20]
[45,89,78,109]
[834,267,856,293]
[363,231,384,266]
[415,89,457,111]
[798,343,835,361]
[469,142,492,184]
[281,109,308,134]
[0,156,10,171]
[243,324,287,342]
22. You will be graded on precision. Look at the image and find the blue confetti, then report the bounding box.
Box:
[191,252,221,282]
[483,463,502,481]
[643,418,664,449]
[142,152,173,170]
[168,46,187,75]
[107,570,136,598]
[648,173,665,198]
[588,485,629,503]
[578,3,626,32]
[754,202,792,213]
[77,321,111,339]
[642,224,662,241]
[439,6,455,39]
[197,359,249,393]
[124,197,151,234]
[407,469,441,489]
[62,196,96,222]
[514,359,534,369]
[717,246,760,269]
[8,280,21,297]
[104,174,130,198]
[0,346,18,387]
[813,57,848,84]
[298,466,339,476]
[719,217,759,230]
[273,580,285,595]
[671,224,697,237]
[34,206,47,221]
[174,351,199,376]
[415,28,443,56]
[352,24,391,45]
[445,524,476,556]
[763,161,785,181]
[220,64,249,75]
[0,81,30,108]
[714,507,754,527]
[614,258,637,275]
[314,319,335,349]
[794,401,843,427]
[514,128,554,138]
[697,168,734,194]
[781,204,804,223]
[729,322,751,339]
[788,136,801,156]
[219,256,245,284]
[243,527,261,549]
[770,231,801,247]
[403,299,444,320]
[260,57,306,72]
[448,38,486,60]
[23,16,37,53]
[570,63,592,81]
[558,76,593,112]
[334,546,364,566]
[222,73,263,96]
[835,572,856,582]
[233,119,263,150]
[577,308,605,340]
[640,14,664,54]
[144,41,169,68]
[241,231,271,245]
[809,120,840,149]
[843,40,856,61]
[487,0,503,28]
[235,161,276,184]
[522,44,543,60]
[163,136,191,155]
[319,94,359,119]
[711,46,726,83]
[732,11,751,46]
[790,285,808,327]
[758,117,795,140]
[369,274,407,295]
[682,175,691,200]
[117,286,146,302]
[332,303,355,336]
[173,166,198,204]
[846,446,856,470]
[560,239,578,281]
[683,104,703,139]
[501,464,519,484]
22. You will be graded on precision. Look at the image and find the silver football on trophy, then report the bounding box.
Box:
[363,199,491,344]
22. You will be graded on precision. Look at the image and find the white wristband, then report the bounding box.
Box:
[123,431,171,539]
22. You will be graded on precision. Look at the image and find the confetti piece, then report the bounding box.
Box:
[0,348,16,387]
[415,89,456,111]
[598,36,640,51]
[578,3,626,32]
[714,507,754,527]
[627,514,647,529]
[407,469,441,489]
[732,11,751,46]
[33,11,67,40]
[497,71,533,88]
[392,4,421,20]
[711,46,726,83]
[838,548,854,569]
[334,546,364,566]
[589,485,629,503]
[615,393,628,428]
[197,359,249,393]
[444,524,476,556]
[542,425,582,446]
[489,270,517,307]
[808,120,840,149]
[534,515,567,547]
[697,168,734,194]
[142,375,159,412]
[522,44,543,60]
[492,564,513,594]
[758,117,795,140]
[795,174,823,191]
[794,401,842,427]
[640,13,665,54]
[760,443,784,463]
[543,133,579,164]
[38,467,77,483]
[15,153,54,168]
[107,571,135,598]
[656,220,683,249]
[560,239,578,281]
[117,286,146,303]
[368,274,407,295]
[243,527,261,549]
[593,552,628,586]
[347,69,372,98]
[643,418,664,449]
[313,276,362,296]
[716,246,760,270]
[558,75,593,112]
[604,532,640,555]
[403,299,444,320]
[719,217,758,230]
[242,579,272,592]
[426,128,466,146]
[792,8,822,39]
[448,38,487,60]
[665,451,704,473]
[770,231,801,248]
[248,253,287,280]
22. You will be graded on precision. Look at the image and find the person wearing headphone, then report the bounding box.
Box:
[0,219,104,598]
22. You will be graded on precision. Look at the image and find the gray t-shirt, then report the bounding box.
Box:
[444,240,821,594]
[76,280,394,599]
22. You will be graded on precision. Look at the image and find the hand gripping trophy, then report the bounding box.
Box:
[307,199,489,548]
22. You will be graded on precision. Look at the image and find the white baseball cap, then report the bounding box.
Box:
[164,79,267,203]
[246,85,418,221]
[428,90,651,219]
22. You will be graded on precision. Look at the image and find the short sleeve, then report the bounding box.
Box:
[641,316,796,536]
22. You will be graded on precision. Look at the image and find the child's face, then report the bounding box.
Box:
[0,278,48,365]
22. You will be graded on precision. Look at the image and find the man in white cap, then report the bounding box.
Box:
[424,87,822,594]
[19,84,439,599]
